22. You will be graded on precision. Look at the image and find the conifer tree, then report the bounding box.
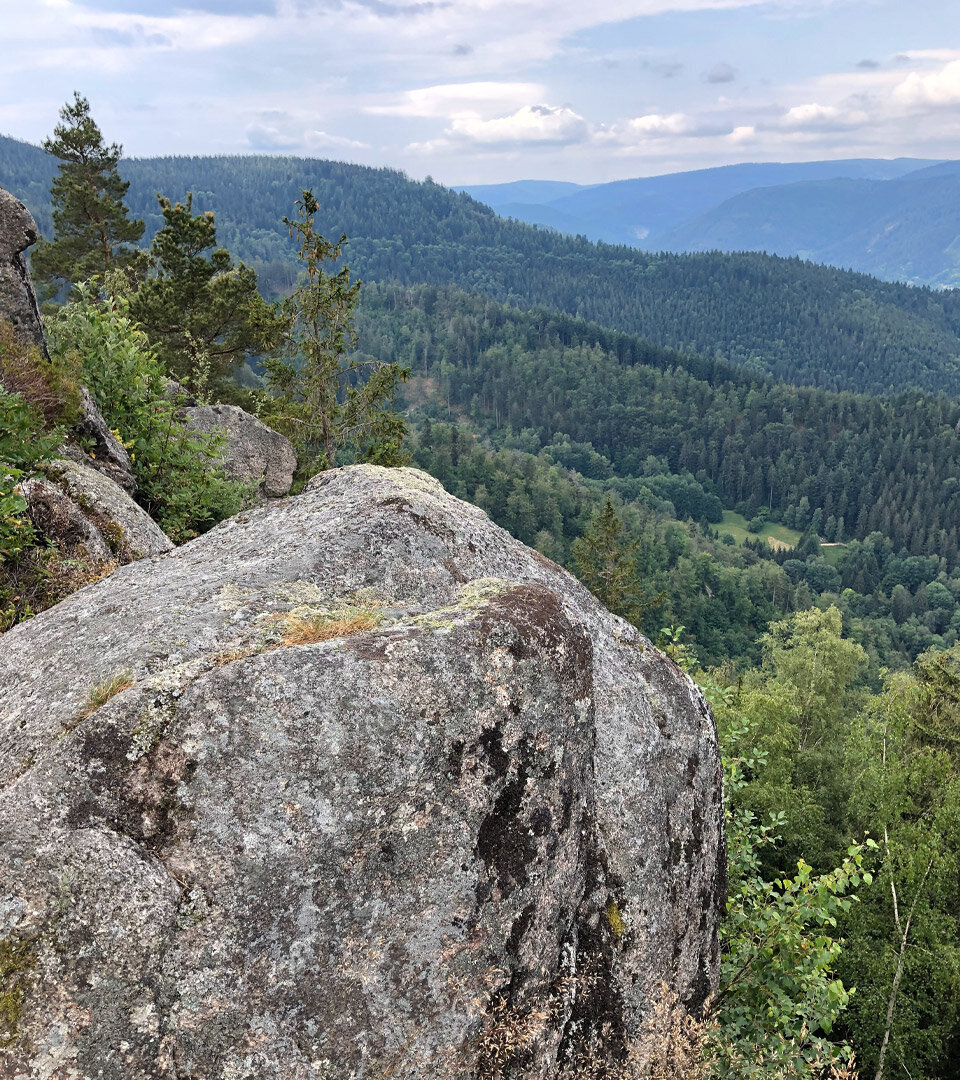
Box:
[261,189,408,474]
[572,498,664,626]
[129,194,284,387]
[31,93,144,290]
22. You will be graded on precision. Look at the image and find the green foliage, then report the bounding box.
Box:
[48,280,250,541]
[572,497,665,625]
[0,354,63,567]
[30,93,143,291]
[0,936,35,1048]
[129,193,284,387]
[836,654,960,1079]
[707,701,871,1078]
[260,190,408,474]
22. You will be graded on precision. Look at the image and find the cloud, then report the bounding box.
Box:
[894,59,960,106]
[308,130,371,151]
[366,82,543,119]
[704,62,736,84]
[245,122,300,150]
[855,59,880,70]
[614,111,731,140]
[448,104,589,145]
[777,101,868,131]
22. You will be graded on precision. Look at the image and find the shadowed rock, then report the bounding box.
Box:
[0,465,724,1079]
[21,458,173,563]
[0,185,136,494]
[0,188,48,357]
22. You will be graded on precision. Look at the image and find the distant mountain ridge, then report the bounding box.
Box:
[4,133,960,398]
[458,158,960,286]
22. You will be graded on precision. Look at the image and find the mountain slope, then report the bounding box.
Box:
[662,169,960,287]
[4,134,960,396]
[459,159,939,247]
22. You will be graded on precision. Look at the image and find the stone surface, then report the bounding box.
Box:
[62,387,138,494]
[179,402,297,498]
[0,187,47,357]
[20,457,172,571]
[0,465,724,1079]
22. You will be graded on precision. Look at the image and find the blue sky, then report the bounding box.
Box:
[1,0,958,184]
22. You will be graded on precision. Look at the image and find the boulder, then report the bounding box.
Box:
[0,465,724,1079]
[19,457,172,579]
[179,402,297,498]
[0,187,47,357]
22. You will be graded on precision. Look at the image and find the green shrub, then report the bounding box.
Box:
[48,280,252,542]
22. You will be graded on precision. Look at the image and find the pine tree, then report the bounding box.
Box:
[572,498,664,626]
[129,194,284,387]
[261,189,408,474]
[31,93,144,290]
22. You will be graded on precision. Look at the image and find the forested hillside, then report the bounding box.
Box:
[4,134,960,397]
[661,164,960,288]
[343,283,960,670]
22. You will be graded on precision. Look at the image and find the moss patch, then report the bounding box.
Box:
[0,935,36,1048]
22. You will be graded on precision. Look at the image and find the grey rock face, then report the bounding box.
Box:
[63,387,138,494]
[179,402,297,498]
[0,187,47,357]
[0,465,724,1079]
[25,457,173,561]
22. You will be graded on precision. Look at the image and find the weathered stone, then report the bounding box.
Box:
[41,457,173,559]
[61,387,138,494]
[0,186,136,495]
[18,475,114,563]
[0,187,47,357]
[0,465,724,1079]
[179,402,298,498]
[164,377,198,408]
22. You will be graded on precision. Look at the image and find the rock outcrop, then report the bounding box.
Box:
[21,458,173,562]
[179,402,298,498]
[0,185,136,494]
[0,188,47,357]
[0,465,724,1079]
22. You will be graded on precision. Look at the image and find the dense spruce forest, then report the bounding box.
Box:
[5,133,960,397]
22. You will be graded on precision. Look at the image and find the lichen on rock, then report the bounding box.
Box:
[0,464,724,1079]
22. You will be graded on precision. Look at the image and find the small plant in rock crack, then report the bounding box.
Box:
[71,669,134,727]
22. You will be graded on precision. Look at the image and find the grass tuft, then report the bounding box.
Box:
[280,610,381,646]
[75,669,134,724]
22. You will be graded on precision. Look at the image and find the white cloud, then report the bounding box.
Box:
[778,101,869,130]
[308,130,372,151]
[448,104,589,145]
[366,82,544,119]
[894,59,960,106]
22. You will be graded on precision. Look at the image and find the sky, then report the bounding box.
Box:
[0,0,959,185]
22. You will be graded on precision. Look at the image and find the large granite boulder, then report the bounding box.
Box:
[179,402,297,498]
[0,465,724,1079]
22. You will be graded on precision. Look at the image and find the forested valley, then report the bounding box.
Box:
[3,101,960,1080]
